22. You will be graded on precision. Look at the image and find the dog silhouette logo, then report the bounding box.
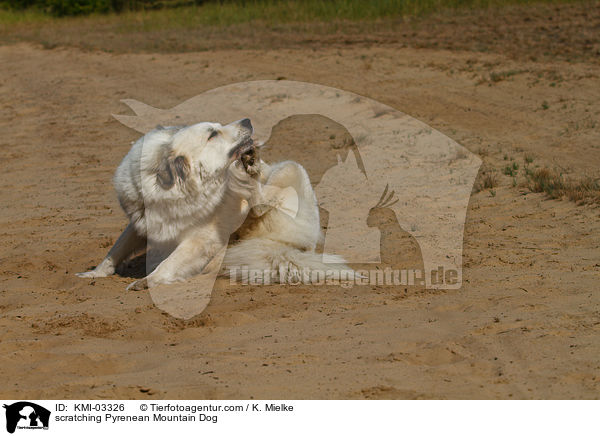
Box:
[3,402,50,433]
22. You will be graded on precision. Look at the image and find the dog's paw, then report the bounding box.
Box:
[241,146,259,174]
[287,267,302,284]
[277,261,304,284]
[249,204,272,218]
[126,278,148,291]
[245,162,261,176]
[76,260,114,278]
[76,269,109,278]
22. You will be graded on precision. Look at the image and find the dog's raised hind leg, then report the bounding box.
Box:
[77,222,146,278]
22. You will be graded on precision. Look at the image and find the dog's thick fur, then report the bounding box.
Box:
[77,119,355,289]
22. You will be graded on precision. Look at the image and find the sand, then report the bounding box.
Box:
[0,38,598,399]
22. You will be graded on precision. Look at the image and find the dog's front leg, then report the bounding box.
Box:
[77,222,146,278]
[126,226,224,291]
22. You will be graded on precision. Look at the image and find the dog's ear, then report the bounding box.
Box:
[173,155,189,181]
[157,155,189,189]
[156,156,175,189]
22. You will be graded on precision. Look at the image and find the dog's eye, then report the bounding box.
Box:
[208,130,219,140]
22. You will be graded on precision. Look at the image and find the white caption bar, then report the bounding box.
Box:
[0,400,595,436]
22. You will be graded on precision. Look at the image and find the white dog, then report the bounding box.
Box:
[77,118,356,289]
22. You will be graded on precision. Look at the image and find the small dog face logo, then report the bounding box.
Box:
[3,402,50,434]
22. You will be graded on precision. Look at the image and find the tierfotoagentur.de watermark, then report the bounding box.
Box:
[227,265,459,288]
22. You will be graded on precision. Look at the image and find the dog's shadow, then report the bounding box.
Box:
[115,253,148,279]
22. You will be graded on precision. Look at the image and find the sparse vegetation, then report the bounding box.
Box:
[475,171,498,192]
[483,68,528,84]
[559,116,598,137]
[503,162,519,177]
[526,168,600,204]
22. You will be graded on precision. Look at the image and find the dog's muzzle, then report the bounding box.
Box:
[228,137,255,162]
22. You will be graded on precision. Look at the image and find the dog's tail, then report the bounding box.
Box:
[220,238,361,285]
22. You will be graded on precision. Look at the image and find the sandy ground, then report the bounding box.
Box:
[0,28,599,399]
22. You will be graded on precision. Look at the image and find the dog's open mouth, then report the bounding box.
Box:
[240,142,259,171]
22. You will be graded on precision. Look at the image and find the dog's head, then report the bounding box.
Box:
[155,118,254,190]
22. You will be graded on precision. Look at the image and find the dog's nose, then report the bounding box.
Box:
[240,118,252,131]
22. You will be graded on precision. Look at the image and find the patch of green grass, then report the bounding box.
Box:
[503,161,519,176]
[0,8,50,25]
[1,0,594,55]
[0,0,590,28]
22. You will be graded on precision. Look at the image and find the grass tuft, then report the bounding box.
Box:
[475,171,498,192]
[503,162,519,176]
[526,168,600,204]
